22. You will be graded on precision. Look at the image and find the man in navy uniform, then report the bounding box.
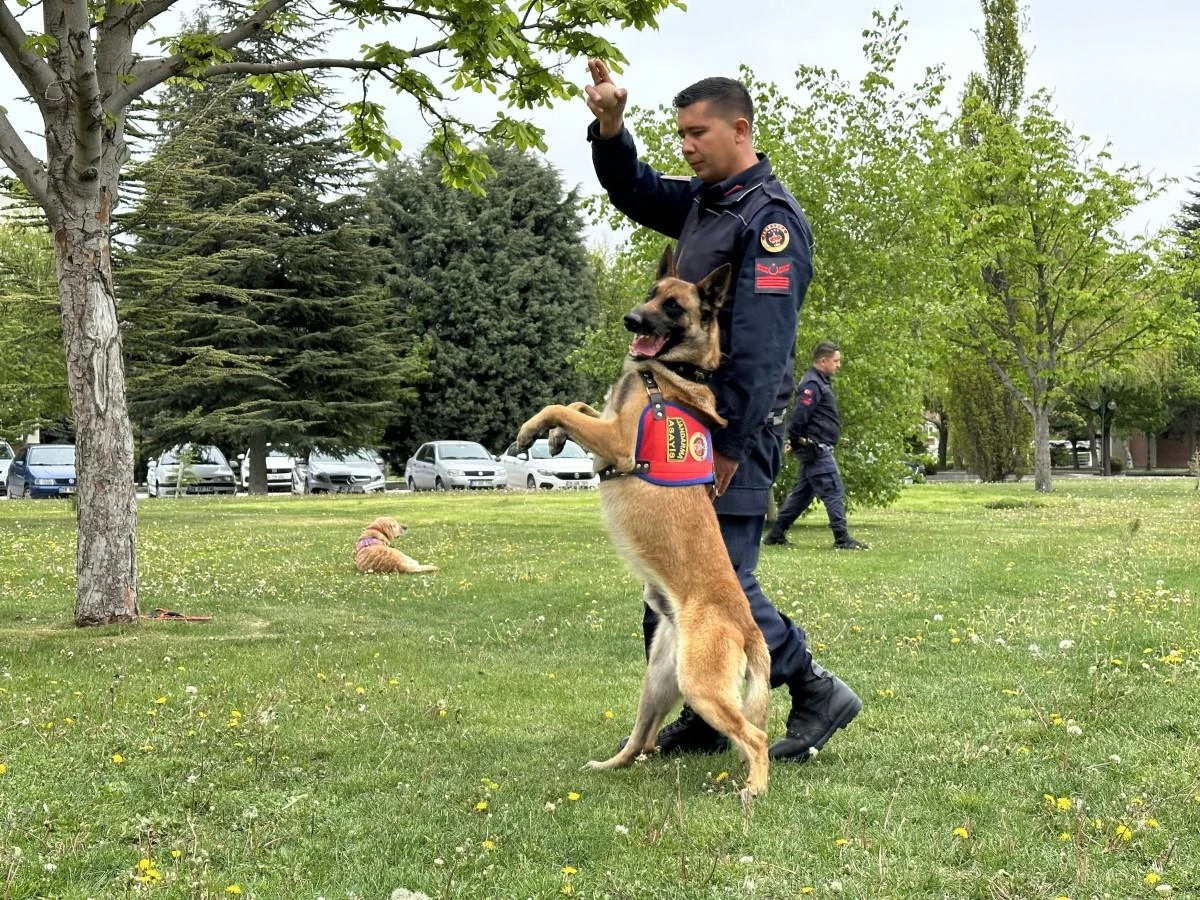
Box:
[586,60,860,761]
[765,341,869,550]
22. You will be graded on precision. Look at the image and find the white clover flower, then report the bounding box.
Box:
[933,614,944,622]
[1109,755,1121,764]
[739,855,754,864]
[1066,724,1083,736]
[614,825,629,835]
[1058,639,1075,650]
[43,863,57,872]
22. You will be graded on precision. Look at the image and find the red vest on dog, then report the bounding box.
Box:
[633,401,715,487]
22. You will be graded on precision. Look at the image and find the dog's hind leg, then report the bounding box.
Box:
[584,617,680,771]
[678,623,770,798]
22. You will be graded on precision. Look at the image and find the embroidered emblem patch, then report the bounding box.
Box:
[800,387,815,407]
[689,432,709,462]
[754,259,792,294]
[666,417,689,462]
[760,223,790,252]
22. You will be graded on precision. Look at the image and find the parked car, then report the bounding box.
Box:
[238,445,296,492]
[404,441,506,491]
[499,439,598,490]
[0,440,13,496]
[146,444,238,497]
[5,443,77,499]
[293,447,386,494]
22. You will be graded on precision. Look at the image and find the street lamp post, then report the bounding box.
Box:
[1089,395,1118,476]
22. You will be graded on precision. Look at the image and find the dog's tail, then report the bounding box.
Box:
[742,634,771,733]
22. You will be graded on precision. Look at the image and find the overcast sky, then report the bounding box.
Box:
[3,0,1198,241]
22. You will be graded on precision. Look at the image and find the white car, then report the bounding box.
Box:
[404,441,506,491]
[238,445,296,492]
[0,440,13,496]
[146,444,238,497]
[500,439,598,490]
[293,447,386,494]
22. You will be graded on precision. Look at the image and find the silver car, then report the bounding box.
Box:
[499,439,598,490]
[293,447,386,494]
[0,440,12,496]
[404,441,506,491]
[146,444,238,497]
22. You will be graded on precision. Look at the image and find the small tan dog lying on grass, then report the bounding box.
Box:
[354,517,438,574]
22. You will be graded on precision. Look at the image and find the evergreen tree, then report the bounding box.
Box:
[368,147,593,464]
[946,358,1031,481]
[0,222,69,437]
[119,49,426,492]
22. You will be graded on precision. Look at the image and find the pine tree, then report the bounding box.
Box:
[368,147,594,463]
[119,37,426,492]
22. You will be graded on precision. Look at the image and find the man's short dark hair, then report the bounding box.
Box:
[813,341,840,362]
[673,77,754,128]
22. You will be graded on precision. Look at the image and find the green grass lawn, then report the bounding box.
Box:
[1,481,1198,899]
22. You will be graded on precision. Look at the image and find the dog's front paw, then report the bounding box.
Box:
[516,418,543,453]
[548,427,570,456]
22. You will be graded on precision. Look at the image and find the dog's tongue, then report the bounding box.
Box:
[630,334,667,358]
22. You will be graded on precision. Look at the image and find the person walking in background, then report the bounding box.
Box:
[765,341,869,550]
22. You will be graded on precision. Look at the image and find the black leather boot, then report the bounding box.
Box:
[768,663,861,761]
[618,705,729,755]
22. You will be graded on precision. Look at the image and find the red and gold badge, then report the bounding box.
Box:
[759,223,790,252]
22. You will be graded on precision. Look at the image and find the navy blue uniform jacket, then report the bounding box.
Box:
[787,366,841,449]
[589,123,814,513]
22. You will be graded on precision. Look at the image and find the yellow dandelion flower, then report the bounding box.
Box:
[1055,797,1072,811]
[475,801,488,811]
[1146,818,1159,829]
[953,827,969,839]
[0,763,7,775]
[604,710,614,720]
[155,696,167,705]
[834,837,849,847]
[355,686,366,695]
[137,858,154,871]
[1059,832,1072,841]
[388,678,399,686]
[170,849,182,859]
[438,709,448,718]
[567,792,581,802]
[482,840,496,850]
[561,866,578,876]
[801,889,814,895]
[111,753,125,765]
[1115,824,1133,841]
[1145,873,1161,885]
[714,771,728,782]
[225,885,242,895]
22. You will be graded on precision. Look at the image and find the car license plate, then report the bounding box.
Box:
[62,487,76,494]
[470,479,490,487]
[336,485,365,493]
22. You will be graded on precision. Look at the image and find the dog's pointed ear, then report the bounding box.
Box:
[695,263,732,315]
[655,244,677,281]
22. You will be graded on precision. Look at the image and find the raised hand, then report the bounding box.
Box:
[584,59,628,139]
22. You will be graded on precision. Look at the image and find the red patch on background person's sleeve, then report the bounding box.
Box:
[754,258,791,294]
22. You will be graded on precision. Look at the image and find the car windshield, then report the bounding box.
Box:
[0,442,13,460]
[27,445,76,465]
[312,448,377,464]
[530,440,587,460]
[266,448,293,459]
[439,442,490,460]
[160,446,227,466]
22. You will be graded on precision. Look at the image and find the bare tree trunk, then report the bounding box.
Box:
[249,432,268,495]
[1032,405,1053,492]
[54,186,139,626]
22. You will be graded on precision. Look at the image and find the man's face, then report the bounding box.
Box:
[676,101,745,184]
[816,351,842,376]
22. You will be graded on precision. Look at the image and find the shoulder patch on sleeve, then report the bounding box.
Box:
[754,257,792,294]
[660,175,692,182]
[759,222,790,252]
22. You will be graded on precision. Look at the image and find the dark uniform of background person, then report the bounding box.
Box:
[766,341,869,550]
[585,60,861,761]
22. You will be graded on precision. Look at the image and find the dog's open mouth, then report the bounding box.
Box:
[629,334,670,358]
